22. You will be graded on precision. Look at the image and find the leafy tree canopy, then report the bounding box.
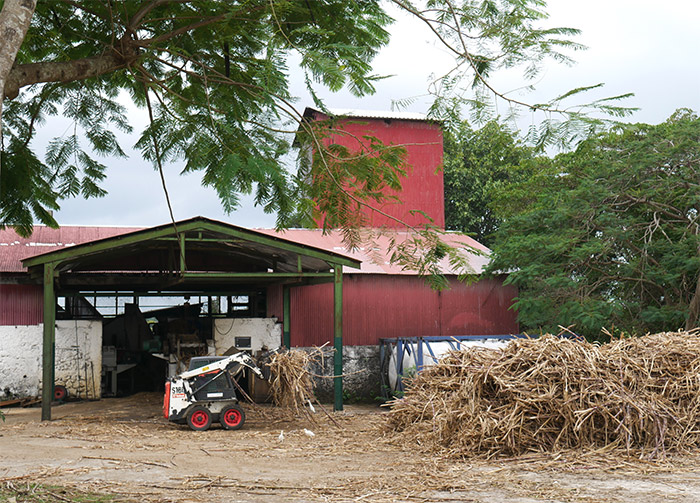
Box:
[1,0,395,235]
[444,120,533,246]
[0,0,635,283]
[487,109,700,340]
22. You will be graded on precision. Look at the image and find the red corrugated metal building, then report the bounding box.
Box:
[261,228,518,347]
[268,276,517,347]
[262,108,518,346]
[1,108,518,343]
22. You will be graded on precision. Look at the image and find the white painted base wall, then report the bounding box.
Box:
[213,318,281,354]
[0,321,102,399]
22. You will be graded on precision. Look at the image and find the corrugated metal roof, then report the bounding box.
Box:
[2,223,488,276]
[306,107,430,122]
[0,225,140,272]
[255,228,490,275]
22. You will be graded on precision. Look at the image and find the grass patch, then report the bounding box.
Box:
[0,482,128,503]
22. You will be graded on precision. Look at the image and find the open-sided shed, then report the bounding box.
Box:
[19,217,360,419]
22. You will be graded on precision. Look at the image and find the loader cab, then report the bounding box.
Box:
[189,369,238,402]
[187,355,249,402]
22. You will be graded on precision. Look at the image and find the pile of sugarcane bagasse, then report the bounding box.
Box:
[385,331,700,459]
[267,348,319,413]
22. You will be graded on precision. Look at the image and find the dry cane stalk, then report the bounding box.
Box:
[386,330,700,460]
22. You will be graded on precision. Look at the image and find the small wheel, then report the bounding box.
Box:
[54,385,68,402]
[186,406,212,431]
[220,404,245,430]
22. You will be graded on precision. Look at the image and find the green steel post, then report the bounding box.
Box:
[179,233,186,273]
[333,265,343,411]
[283,286,291,348]
[41,262,56,421]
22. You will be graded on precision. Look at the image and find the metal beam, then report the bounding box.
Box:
[157,237,242,243]
[333,265,343,411]
[41,262,56,421]
[283,286,291,348]
[64,290,261,297]
[182,272,334,280]
[23,225,185,267]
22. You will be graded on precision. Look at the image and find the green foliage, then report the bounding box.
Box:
[443,120,534,246]
[1,0,392,235]
[488,110,700,340]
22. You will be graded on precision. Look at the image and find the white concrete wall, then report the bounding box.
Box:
[55,320,102,399]
[212,318,281,354]
[0,321,102,399]
[0,324,42,398]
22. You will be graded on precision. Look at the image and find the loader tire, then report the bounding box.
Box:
[186,406,212,431]
[220,404,245,430]
[54,385,68,402]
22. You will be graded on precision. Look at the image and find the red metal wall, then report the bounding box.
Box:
[0,284,43,325]
[267,275,518,347]
[266,284,283,319]
[311,112,445,229]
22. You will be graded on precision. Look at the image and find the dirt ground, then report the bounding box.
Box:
[2,394,700,502]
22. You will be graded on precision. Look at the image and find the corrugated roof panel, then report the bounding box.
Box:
[256,228,490,275]
[0,226,140,272]
[327,108,429,121]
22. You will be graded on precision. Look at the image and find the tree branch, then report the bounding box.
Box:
[4,42,140,100]
[128,0,175,30]
[133,13,227,47]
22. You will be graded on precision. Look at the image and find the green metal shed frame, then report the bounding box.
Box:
[21,217,361,420]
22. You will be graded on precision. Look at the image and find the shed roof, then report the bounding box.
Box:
[20,216,359,273]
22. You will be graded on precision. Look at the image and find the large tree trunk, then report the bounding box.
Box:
[0,0,36,155]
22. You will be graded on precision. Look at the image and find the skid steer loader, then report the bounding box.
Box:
[163,351,265,431]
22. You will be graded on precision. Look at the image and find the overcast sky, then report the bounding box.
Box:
[51,1,700,229]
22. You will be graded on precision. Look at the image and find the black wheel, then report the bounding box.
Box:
[186,406,212,431]
[54,385,68,402]
[220,404,245,430]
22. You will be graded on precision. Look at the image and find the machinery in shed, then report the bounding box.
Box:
[100,294,279,398]
[163,351,267,431]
